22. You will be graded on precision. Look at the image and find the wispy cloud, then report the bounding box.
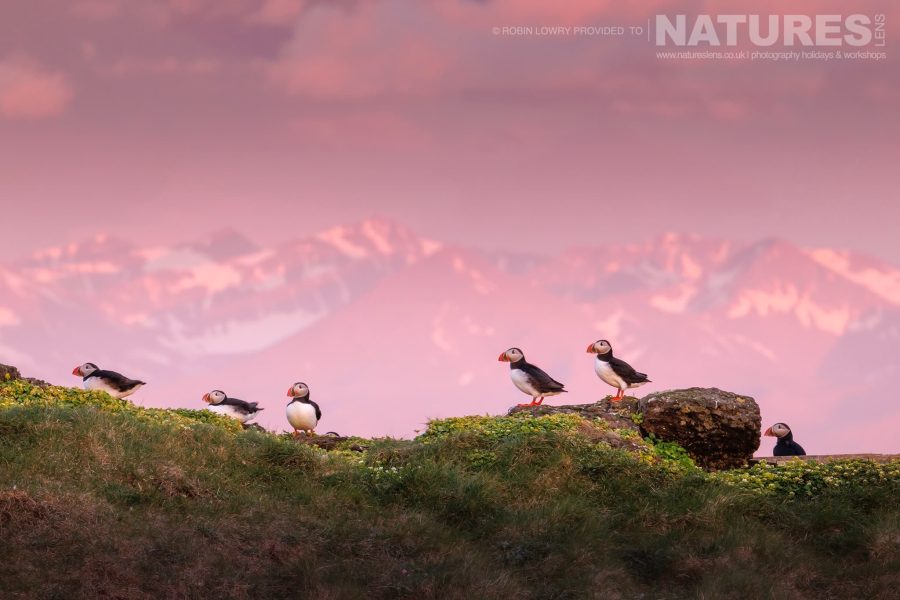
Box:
[0,56,73,120]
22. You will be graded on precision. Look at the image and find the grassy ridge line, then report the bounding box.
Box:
[0,376,246,432]
[1,379,899,599]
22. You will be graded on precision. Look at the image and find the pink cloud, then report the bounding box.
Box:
[71,0,122,20]
[259,0,869,124]
[251,0,306,25]
[105,56,222,76]
[0,57,73,120]
[267,4,450,97]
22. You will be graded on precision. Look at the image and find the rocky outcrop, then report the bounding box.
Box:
[0,364,50,387]
[639,388,760,470]
[508,388,761,471]
[1,364,21,381]
[508,397,643,433]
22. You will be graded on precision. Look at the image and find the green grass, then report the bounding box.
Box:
[1,381,898,599]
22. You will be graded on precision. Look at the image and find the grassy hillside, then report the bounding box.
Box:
[1,379,898,599]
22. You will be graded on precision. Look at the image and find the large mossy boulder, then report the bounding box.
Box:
[508,388,761,471]
[639,388,760,470]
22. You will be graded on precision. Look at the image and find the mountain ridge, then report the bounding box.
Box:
[1,218,898,453]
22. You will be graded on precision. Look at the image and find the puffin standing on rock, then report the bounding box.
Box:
[202,390,263,424]
[286,382,321,437]
[498,347,567,406]
[72,362,145,399]
[586,340,650,401]
[764,423,806,456]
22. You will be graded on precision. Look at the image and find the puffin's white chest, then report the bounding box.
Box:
[84,377,141,399]
[207,404,254,423]
[510,368,539,397]
[286,401,318,431]
[594,358,626,390]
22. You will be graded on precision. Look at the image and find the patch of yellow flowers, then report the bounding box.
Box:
[0,378,244,433]
[417,413,587,443]
[711,458,900,497]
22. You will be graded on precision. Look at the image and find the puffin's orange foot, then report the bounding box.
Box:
[292,430,300,439]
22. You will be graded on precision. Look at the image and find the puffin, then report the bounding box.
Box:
[586,340,650,401]
[202,390,263,424]
[286,382,322,437]
[764,423,806,456]
[498,347,567,406]
[72,362,146,399]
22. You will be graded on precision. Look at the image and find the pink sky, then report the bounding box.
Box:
[0,2,899,454]
[1,0,898,262]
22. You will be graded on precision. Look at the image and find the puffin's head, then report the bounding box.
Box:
[287,382,309,398]
[764,423,792,438]
[203,390,227,405]
[586,340,612,355]
[72,362,99,377]
[498,347,524,363]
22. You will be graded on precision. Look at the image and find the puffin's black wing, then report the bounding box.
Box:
[608,356,650,385]
[221,397,262,414]
[94,369,145,393]
[308,399,322,421]
[519,362,567,394]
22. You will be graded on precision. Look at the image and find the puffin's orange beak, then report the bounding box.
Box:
[72,367,81,376]
[286,386,294,397]
[498,352,508,362]
[586,343,596,353]
[763,427,774,436]
[202,393,210,403]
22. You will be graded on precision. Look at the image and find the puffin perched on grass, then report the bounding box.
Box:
[586,340,650,401]
[202,390,263,424]
[72,362,145,399]
[498,347,567,406]
[286,382,321,437]
[764,423,806,456]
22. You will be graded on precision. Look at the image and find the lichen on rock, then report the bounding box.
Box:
[640,388,760,470]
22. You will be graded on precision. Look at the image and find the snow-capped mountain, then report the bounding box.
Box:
[1,219,897,453]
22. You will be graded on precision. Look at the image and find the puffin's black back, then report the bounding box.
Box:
[89,369,146,392]
[773,432,806,456]
[604,354,650,385]
[221,396,262,414]
[514,360,566,394]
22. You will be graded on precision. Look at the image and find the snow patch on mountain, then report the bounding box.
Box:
[731,334,777,360]
[808,248,900,305]
[361,220,395,254]
[727,284,851,334]
[317,225,370,259]
[591,309,626,339]
[170,263,243,294]
[158,305,329,355]
[650,284,697,313]
[142,247,211,271]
